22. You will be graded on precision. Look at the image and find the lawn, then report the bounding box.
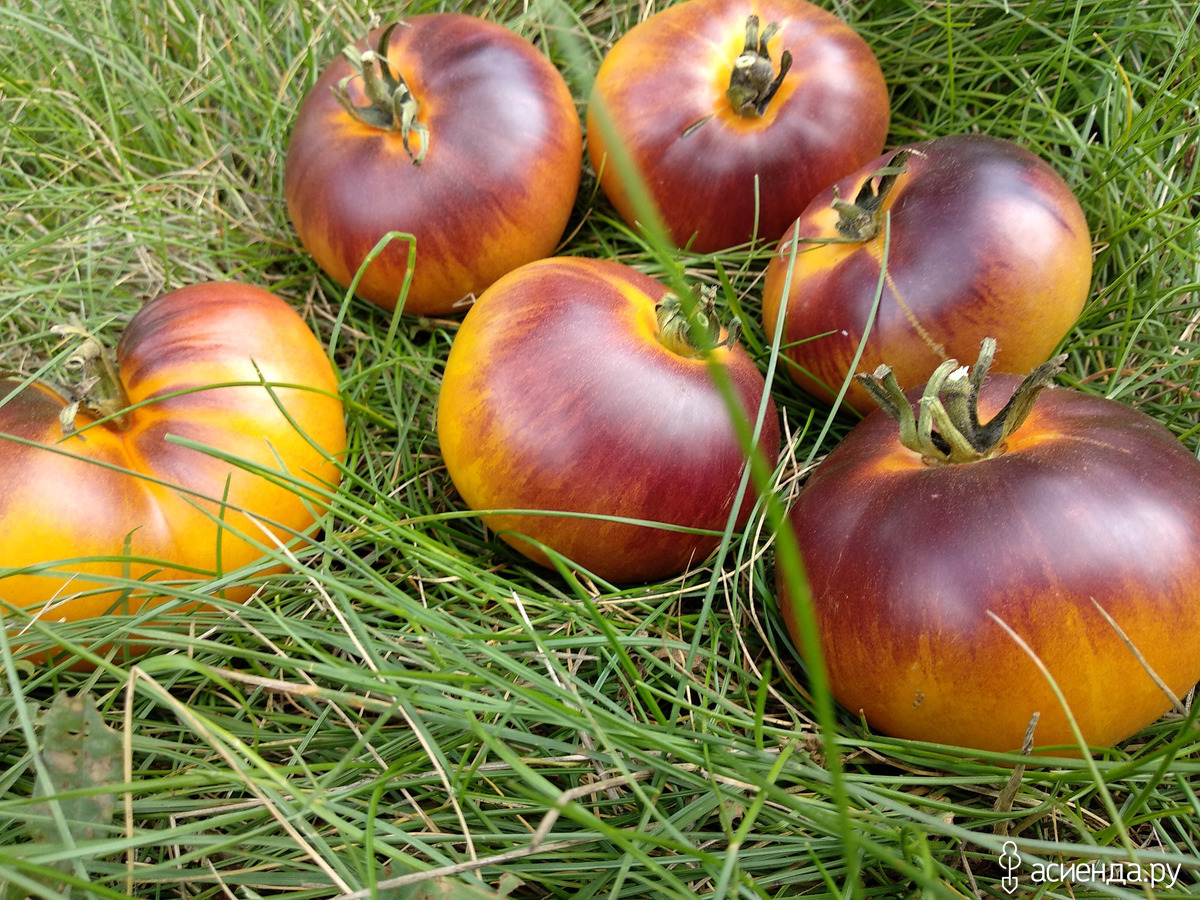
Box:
[2,0,1199,897]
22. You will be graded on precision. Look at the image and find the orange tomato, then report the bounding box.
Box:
[0,282,346,637]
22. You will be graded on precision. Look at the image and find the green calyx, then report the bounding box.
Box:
[333,22,428,164]
[855,337,1067,464]
[657,288,742,359]
[725,15,793,118]
[49,322,131,435]
[831,149,913,242]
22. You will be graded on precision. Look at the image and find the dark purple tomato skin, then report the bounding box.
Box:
[437,257,781,583]
[762,134,1093,413]
[285,14,582,315]
[587,0,889,253]
[779,375,1200,751]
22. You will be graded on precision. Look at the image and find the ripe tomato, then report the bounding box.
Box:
[778,342,1200,751]
[0,282,346,634]
[587,0,889,253]
[762,134,1093,413]
[285,14,583,316]
[437,257,780,583]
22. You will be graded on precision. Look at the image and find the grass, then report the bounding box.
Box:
[1,0,1199,896]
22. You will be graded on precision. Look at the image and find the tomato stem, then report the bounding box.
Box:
[49,323,132,435]
[725,16,792,118]
[831,149,914,242]
[656,289,741,359]
[856,337,1067,463]
[333,22,428,164]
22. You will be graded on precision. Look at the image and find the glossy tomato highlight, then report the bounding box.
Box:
[0,282,346,635]
[762,134,1093,413]
[285,14,582,316]
[588,0,889,253]
[437,257,780,583]
[778,342,1200,752]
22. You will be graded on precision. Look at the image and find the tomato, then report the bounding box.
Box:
[587,0,889,253]
[778,341,1200,751]
[437,257,780,583]
[0,282,346,634]
[762,134,1093,413]
[284,14,582,316]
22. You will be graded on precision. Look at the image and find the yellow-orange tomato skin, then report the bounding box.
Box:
[588,0,889,253]
[437,257,780,583]
[780,376,1200,752]
[763,134,1093,413]
[0,282,346,629]
[285,14,582,316]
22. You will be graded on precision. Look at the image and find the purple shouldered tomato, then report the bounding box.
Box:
[763,134,1093,413]
[588,0,889,253]
[437,256,780,583]
[285,14,583,315]
[779,341,1200,751]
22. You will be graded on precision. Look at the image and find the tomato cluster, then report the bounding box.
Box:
[12,2,1200,757]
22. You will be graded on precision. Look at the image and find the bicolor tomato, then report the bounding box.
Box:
[587,0,889,253]
[437,257,780,583]
[285,14,583,315]
[778,341,1200,751]
[0,282,346,641]
[762,134,1093,413]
